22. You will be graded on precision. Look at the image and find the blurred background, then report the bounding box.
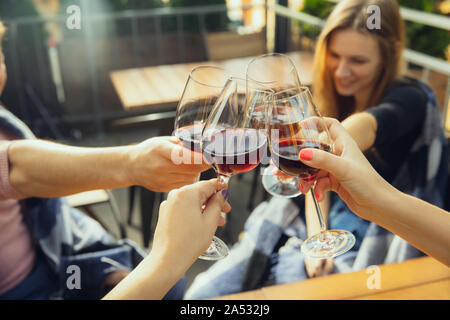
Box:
[0,0,448,142]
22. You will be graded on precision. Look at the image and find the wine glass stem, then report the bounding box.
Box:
[217,174,230,185]
[311,186,327,233]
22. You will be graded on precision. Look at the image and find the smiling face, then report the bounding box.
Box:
[326,28,382,104]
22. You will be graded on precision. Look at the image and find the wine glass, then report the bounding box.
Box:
[267,86,356,258]
[174,65,230,155]
[173,65,230,260]
[201,77,273,258]
[246,53,303,198]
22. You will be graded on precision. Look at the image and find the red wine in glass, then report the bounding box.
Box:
[250,105,303,131]
[202,128,267,176]
[272,138,331,181]
[174,123,204,153]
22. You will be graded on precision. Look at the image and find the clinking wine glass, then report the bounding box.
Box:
[246,53,303,198]
[201,77,272,258]
[173,65,230,155]
[173,65,230,260]
[268,87,356,258]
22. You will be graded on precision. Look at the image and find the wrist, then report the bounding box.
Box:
[139,249,190,292]
[147,245,193,278]
[369,179,403,224]
[122,144,141,186]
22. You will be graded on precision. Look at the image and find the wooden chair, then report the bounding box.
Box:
[205,30,266,61]
[66,189,127,239]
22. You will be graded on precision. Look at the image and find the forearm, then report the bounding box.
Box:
[103,251,188,300]
[8,139,135,197]
[342,112,377,152]
[372,187,450,266]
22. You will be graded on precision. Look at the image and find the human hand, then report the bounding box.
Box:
[297,118,393,221]
[128,136,210,192]
[102,180,230,300]
[268,159,294,181]
[151,179,230,268]
[304,257,334,278]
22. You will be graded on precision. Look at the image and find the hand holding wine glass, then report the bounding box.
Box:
[297,117,395,220]
[267,87,356,258]
[297,117,450,267]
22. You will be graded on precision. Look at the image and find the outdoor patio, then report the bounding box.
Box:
[0,0,449,298]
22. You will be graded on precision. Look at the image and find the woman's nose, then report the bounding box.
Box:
[335,60,351,78]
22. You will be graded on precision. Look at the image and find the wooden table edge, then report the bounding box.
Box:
[213,257,450,300]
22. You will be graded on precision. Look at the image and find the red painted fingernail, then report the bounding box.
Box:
[315,190,321,201]
[299,149,313,161]
[299,184,304,193]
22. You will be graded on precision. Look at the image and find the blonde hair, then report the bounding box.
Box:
[313,0,405,120]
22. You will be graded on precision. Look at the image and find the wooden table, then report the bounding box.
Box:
[110,51,314,111]
[214,257,450,300]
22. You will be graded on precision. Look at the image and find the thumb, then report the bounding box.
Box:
[203,189,227,225]
[299,148,348,181]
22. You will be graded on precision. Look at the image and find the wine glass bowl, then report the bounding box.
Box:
[202,128,267,181]
[247,53,304,198]
[246,53,301,93]
[269,89,333,182]
[201,77,271,185]
[173,66,230,155]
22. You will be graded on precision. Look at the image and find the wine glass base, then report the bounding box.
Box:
[301,229,355,259]
[199,236,229,260]
[262,167,302,198]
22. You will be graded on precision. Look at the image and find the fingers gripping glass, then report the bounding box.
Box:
[173,65,230,260]
[267,87,356,258]
[246,53,303,198]
[201,77,272,258]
